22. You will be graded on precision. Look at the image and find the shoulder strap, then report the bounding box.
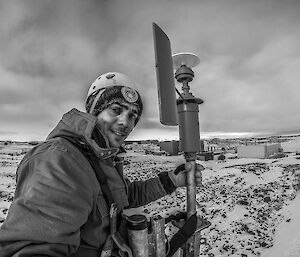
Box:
[58,136,115,206]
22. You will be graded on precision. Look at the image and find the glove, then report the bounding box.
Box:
[169,163,204,188]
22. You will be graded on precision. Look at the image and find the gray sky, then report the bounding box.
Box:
[0,0,300,141]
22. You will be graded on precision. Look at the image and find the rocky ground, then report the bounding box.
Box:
[1,140,300,256]
[122,151,300,256]
[0,150,22,224]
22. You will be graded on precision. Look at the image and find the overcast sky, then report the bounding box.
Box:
[0,0,300,142]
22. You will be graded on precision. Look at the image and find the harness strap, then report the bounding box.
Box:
[59,136,115,206]
[166,213,197,257]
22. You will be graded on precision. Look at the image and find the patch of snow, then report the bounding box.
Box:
[282,138,300,152]
[261,194,300,257]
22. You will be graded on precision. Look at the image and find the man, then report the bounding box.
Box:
[0,72,203,256]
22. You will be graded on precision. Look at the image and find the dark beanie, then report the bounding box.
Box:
[85,85,143,125]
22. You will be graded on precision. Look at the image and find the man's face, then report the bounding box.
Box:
[96,102,139,148]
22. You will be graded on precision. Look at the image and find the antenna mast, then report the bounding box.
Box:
[153,23,209,257]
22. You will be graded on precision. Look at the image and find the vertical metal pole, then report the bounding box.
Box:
[186,157,197,219]
[184,157,197,257]
[177,97,202,257]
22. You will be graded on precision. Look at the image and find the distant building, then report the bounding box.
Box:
[200,140,204,152]
[197,152,214,161]
[160,140,180,155]
[160,140,205,156]
[237,143,281,159]
[124,140,142,145]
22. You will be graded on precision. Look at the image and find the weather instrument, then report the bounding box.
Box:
[152,23,209,257]
[152,23,178,126]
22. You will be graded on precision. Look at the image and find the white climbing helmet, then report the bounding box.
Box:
[87,72,138,99]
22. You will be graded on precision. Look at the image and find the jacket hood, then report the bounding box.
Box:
[47,108,98,140]
[46,108,121,158]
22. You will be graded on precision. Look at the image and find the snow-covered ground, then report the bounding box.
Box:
[1,138,300,256]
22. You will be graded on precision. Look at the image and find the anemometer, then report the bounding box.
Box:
[153,23,204,257]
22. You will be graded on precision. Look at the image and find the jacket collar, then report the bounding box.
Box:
[47,108,124,159]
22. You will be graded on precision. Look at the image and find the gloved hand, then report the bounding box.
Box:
[168,163,204,188]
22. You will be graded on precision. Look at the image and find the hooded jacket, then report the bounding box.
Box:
[0,109,175,257]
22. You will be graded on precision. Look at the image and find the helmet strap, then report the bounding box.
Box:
[89,88,106,114]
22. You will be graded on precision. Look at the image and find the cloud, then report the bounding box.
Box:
[0,131,17,136]
[0,0,300,141]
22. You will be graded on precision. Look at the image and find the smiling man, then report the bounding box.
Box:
[85,73,144,149]
[96,102,137,147]
[0,72,204,257]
